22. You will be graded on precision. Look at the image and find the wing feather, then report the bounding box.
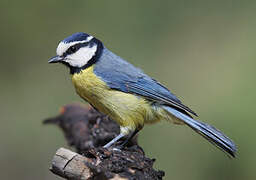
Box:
[127,80,198,116]
[94,48,198,117]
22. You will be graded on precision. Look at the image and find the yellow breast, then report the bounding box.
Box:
[71,66,156,132]
[72,66,109,104]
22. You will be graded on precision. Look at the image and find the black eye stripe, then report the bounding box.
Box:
[63,41,92,56]
[68,43,85,54]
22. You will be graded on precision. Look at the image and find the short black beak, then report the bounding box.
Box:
[48,55,64,63]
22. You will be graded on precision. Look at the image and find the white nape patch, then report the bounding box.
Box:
[56,36,93,56]
[64,45,97,67]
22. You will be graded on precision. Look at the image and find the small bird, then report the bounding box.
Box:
[49,32,237,157]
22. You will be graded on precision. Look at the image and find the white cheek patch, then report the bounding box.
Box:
[56,36,93,56]
[64,45,97,67]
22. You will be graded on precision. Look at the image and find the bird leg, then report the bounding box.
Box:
[119,129,139,148]
[103,128,140,149]
[103,133,125,148]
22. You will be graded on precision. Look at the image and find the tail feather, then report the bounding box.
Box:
[163,106,237,158]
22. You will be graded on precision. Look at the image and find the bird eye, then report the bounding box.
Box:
[67,45,78,54]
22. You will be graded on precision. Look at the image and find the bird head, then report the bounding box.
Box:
[48,32,103,74]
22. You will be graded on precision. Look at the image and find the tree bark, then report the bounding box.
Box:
[44,103,165,180]
[51,148,93,180]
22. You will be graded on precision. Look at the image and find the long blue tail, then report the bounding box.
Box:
[163,106,237,157]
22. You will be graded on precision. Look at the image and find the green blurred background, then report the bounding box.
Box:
[1,0,255,179]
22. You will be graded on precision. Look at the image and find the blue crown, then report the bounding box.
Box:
[62,32,91,43]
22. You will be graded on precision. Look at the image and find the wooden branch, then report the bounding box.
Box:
[44,103,165,180]
[51,148,93,179]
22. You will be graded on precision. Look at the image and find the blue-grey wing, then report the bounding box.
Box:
[94,48,197,116]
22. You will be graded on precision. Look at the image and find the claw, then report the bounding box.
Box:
[112,147,122,152]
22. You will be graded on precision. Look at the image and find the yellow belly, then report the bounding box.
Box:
[71,66,159,133]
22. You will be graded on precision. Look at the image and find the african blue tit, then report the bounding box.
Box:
[49,32,237,157]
